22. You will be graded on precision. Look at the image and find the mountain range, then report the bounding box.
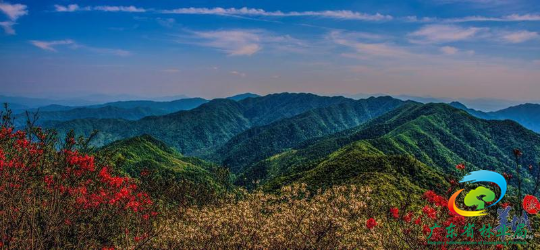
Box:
[7,92,538,198]
[450,102,540,133]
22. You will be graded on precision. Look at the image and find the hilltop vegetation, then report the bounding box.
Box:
[3,94,540,248]
[236,103,540,193]
[209,96,405,172]
[99,135,231,206]
[49,93,355,155]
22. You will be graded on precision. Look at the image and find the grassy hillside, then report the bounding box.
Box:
[237,103,540,193]
[210,96,405,173]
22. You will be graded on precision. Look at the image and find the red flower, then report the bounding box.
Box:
[496,244,504,249]
[422,225,431,235]
[456,163,465,170]
[502,172,513,180]
[422,205,437,219]
[414,217,422,225]
[500,202,511,209]
[390,207,399,218]
[403,212,413,223]
[366,218,377,229]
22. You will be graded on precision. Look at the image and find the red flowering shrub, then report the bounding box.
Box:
[0,118,156,248]
[390,207,399,219]
[456,163,466,171]
[366,218,377,229]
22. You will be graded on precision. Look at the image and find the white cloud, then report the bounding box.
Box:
[409,25,484,44]
[0,2,27,21]
[162,7,392,21]
[191,30,261,56]
[161,69,180,73]
[54,5,146,13]
[54,4,80,12]
[30,39,131,56]
[501,30,539,43]
[330,31,411,58]
[30,39,75,51]
[0,21,14,34]
[94,6,146,12]
[0,2,27,35]
[181,29,307,56]
[440,46,459,55]
[230,71,246,77]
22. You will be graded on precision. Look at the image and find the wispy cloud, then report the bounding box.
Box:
[30,39,131,56]
[446,14,540,22]
[179,29,307,56]
[190,30,261,56]
[408,25,485,44]
[330,31,411,58]
[160,68,180,73]
[500,30,539,43]
[54,4,146,13]
[230,71,246,77]
[30,39,75,51]
[0,2,27,20]
[440,46,459,55]
[162,7,392,21]
[0,21,14,34]
[0,2,28,35]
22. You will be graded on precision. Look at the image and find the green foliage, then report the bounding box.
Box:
[49,93,354,155]
[98,135,232,206]
[238,103,540,195]
[211,96,404,173]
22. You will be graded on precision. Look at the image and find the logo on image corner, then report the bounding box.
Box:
[447,170,507,217]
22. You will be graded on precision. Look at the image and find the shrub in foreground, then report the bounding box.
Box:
[0,119,156,248]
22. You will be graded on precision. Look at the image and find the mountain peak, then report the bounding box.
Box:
[227,93,260,101]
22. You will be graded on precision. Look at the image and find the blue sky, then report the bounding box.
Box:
[0,0,539,101]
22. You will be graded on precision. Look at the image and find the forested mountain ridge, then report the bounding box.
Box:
[48,93,356,155]
[236,103,540,192]
[209,96,405,173]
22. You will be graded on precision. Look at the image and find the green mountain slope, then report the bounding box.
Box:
[99,135,230,205]
[48,93,352,156]
[211,96,404,173]
[237,103,540,192]
[264,142,449,198]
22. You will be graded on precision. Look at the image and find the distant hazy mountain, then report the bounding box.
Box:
[14,98,209,128]
[226,93,260,101]
[14,106,163,127]
[0,95,95,110]
[48,93,353,155]
[450,102,540,132]
[90,97,208,114]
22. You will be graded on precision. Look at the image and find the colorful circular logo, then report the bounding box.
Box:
[448,170,507,217]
